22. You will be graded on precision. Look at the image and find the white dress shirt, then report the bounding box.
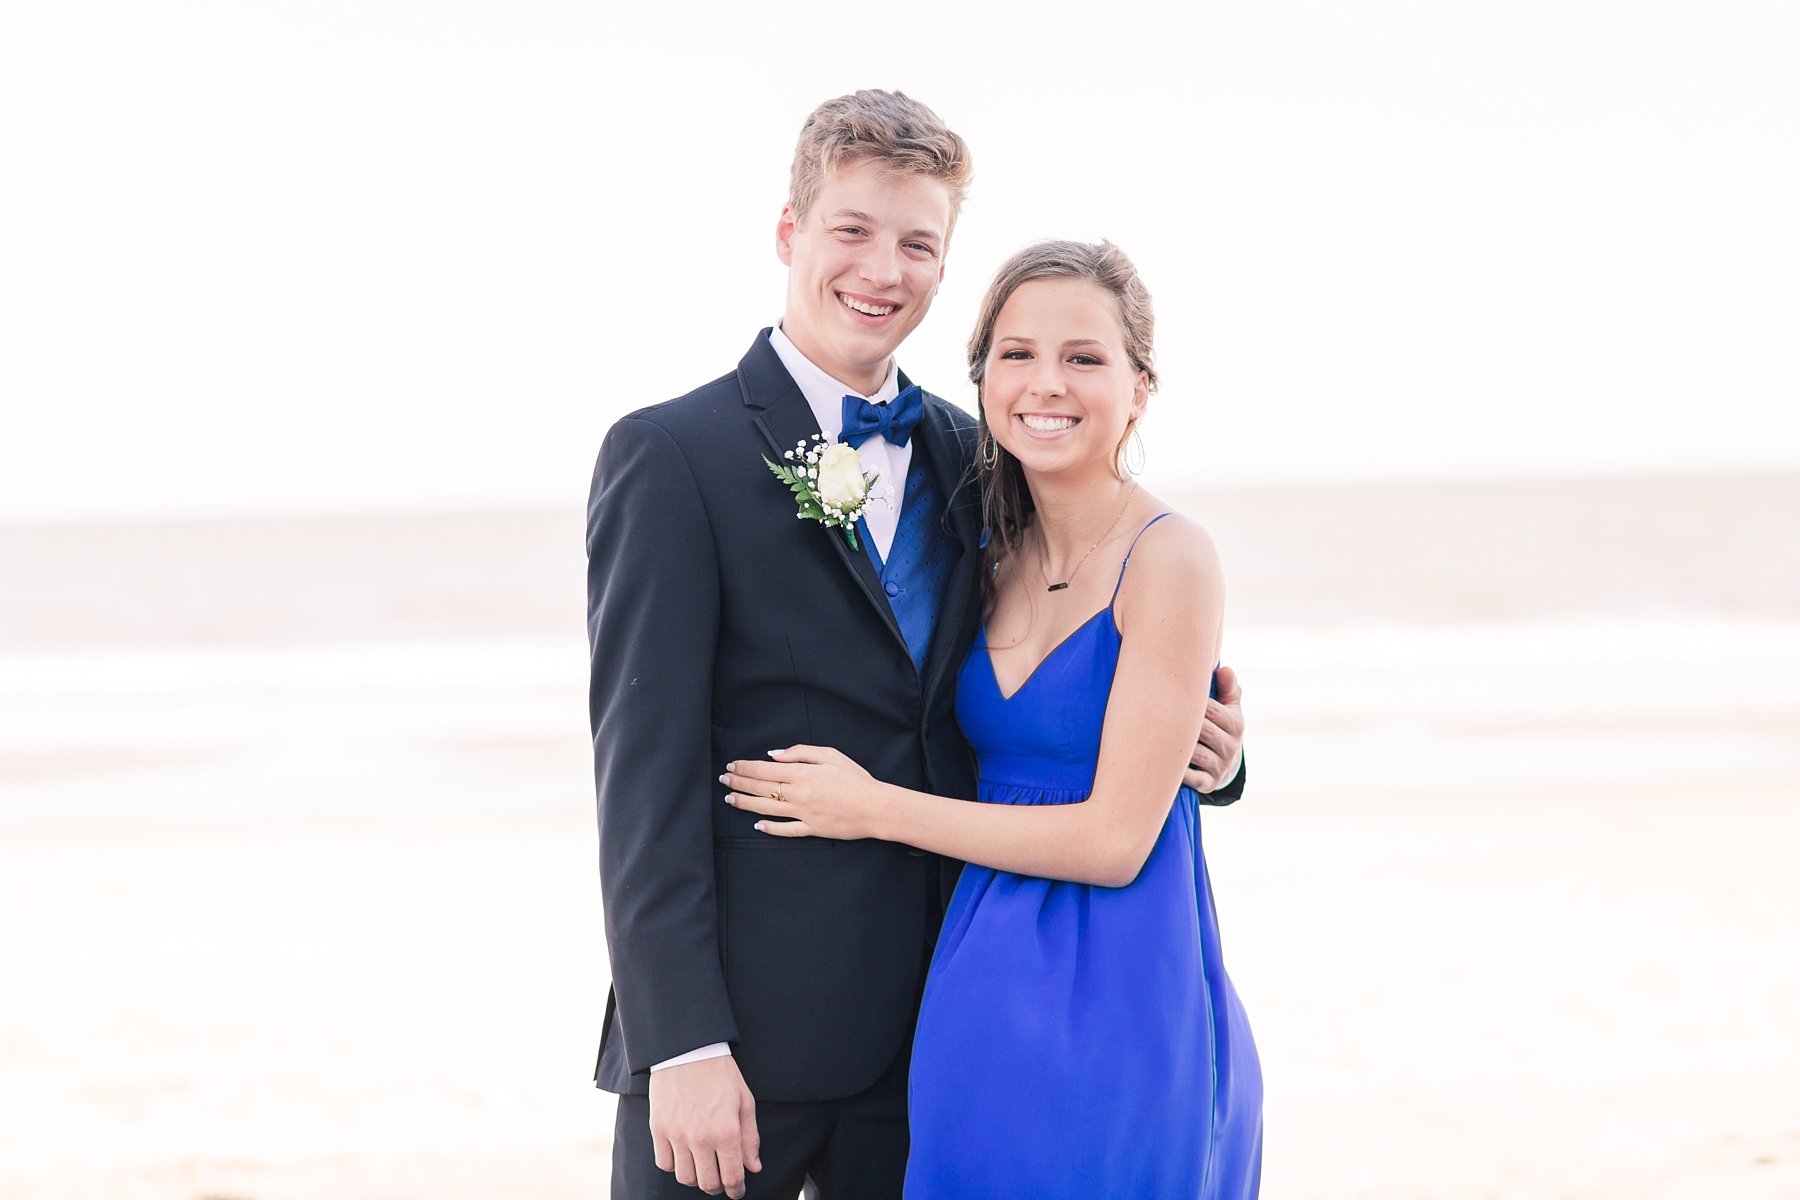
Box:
[648,327,919,1076]
[768,324,910,562]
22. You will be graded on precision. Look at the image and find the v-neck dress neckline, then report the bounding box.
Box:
[911,511,1264,1194]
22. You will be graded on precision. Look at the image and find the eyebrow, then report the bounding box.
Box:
[994,336,1108,350]
[824,210,943,242]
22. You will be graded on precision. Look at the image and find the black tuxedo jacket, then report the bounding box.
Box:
[587,330,985,1101]
[586,330,1247,1102]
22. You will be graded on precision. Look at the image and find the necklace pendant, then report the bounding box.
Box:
[1046,582,1070,592]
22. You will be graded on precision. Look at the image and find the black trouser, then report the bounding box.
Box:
[611,1042,910,1200]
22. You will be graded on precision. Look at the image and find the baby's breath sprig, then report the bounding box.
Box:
[764,433,891,552]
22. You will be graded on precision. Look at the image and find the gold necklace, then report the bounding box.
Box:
[1038,484,1137,593]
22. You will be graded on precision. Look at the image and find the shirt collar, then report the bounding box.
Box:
[769,323,901,440]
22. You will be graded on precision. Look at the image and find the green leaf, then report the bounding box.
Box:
[767,452,851,537]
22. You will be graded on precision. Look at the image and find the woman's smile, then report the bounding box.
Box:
[1016,412,1082,437]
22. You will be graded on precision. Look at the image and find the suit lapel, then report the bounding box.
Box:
[738,331,908,655]
[912,398,982,707]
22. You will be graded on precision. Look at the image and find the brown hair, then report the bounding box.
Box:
[788,90,973,233]
[965,239,1159,593]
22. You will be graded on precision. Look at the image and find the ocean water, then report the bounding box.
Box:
[4,618,1798,827]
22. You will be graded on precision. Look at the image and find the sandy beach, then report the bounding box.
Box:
[3,472,1797,1199]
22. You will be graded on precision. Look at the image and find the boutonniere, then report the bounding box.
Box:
[765,434,894,551]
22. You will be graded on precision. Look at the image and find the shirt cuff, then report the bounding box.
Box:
[650,1042,733,1073]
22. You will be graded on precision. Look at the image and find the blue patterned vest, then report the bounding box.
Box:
[860,442,959,676]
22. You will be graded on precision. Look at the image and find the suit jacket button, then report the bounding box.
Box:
[884,581,902,597]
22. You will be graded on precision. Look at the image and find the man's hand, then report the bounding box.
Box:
[1184,664,1244,793]
[647,1054,761,1197]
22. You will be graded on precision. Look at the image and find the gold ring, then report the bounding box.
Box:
[772,783,784,803]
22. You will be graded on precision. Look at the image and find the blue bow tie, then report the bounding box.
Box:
[840,384,924,449]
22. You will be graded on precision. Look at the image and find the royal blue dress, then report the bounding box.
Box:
[905,517,1263,1198]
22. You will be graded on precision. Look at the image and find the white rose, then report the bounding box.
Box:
[816,442,869,509]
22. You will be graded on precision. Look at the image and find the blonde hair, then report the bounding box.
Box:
[788,90,973,232]
[965,239,1159,589]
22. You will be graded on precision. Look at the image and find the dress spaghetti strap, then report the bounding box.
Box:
[918,503,1262,1197]
[1110,512,1174,606]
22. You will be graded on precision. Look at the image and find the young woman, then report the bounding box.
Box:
[724,241,1262,1198]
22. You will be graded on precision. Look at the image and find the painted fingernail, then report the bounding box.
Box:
[724,795,736,806]
[754,821,765,832]
[767,749,780,757]
[719,773,729,784]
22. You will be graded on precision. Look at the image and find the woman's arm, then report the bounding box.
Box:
[723,517,1225,888]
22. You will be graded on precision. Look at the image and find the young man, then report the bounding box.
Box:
[586,90,1246,1200]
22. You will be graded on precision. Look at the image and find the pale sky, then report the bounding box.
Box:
[1,0,1795,520]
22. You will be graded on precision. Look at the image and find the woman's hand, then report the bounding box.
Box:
[722,746,894,841]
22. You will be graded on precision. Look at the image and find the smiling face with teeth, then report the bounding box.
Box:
[982,277,1151,487]
[776,157,952,396]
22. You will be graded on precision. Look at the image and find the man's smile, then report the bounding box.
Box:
[838,291,898,318]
